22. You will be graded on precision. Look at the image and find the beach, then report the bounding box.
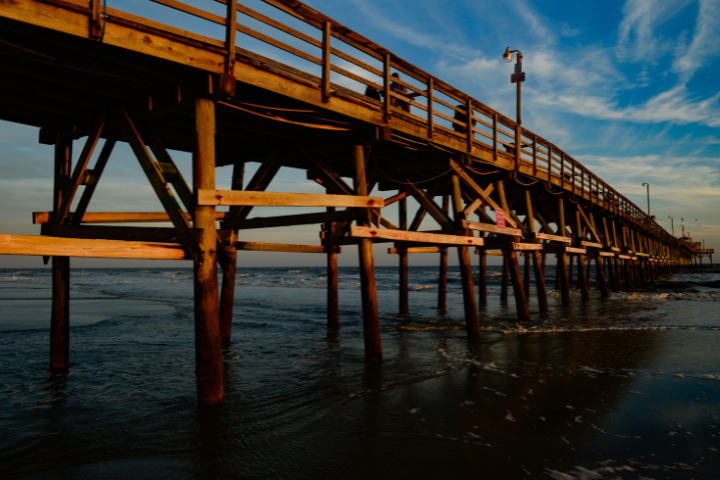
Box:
[1,266,719,479]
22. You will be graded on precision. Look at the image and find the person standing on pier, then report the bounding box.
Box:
[390,73,422,114]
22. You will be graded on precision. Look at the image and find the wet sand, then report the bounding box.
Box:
[0,267,719,479]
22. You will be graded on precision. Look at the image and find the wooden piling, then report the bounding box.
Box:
[193,98,223,405]
[220,160,243,347]
[477,249,487,306]
[568,255,575,289]
[452,175,480,338]
[501,256,509,302]
[438,247,448,310]
[595,255,609,298]
[50,131,72,373]
[532,251,549,313]
[327,245,339,328]
[505,245,530,321]
[523,253,531,298]
[558,252,571,306]
[437,195,449,310]
[577,254,590,302]
[398,196,409,315]
[219,242,237,347]
[354,145,382,361]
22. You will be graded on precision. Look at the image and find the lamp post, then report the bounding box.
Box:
[503,47,524,125]
[641,182,650,217]
[668,216,674,237]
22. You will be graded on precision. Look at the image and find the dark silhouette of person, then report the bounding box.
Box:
[453,104,476,134]
[365,85,382,102]
[390,73,422,113]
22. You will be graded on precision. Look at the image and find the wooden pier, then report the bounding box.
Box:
[0,0,694,404]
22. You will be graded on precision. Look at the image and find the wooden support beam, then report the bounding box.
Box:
[531,232,571,243]
[481,240,543,250]
[403,180,454,230]
[41,224,202,244]
[225,210,356,230]
[72,138,116,226]
[532,207,555,235]
[463,198,482,219]
[225,150,281,223]
[462,219,522,236]
[34,211,226,224]
[143,128,195,213]
[198,190,384,208]
[388,247,440,254]
[234,241,338,253]
[55,114,106,225]
[113,108,190,229]
[448,159,517,228]
[0,233,187,259]
[193,98,223,406]
[351,226,484,246]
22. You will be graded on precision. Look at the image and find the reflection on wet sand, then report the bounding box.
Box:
[0,267,719,479]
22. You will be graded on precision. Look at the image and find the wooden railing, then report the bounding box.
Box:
[82,0,676,246]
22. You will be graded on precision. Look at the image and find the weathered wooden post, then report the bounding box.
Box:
[220,161,243,346]
[451,174,480,338]
[326,197,339,328]
[354,145,382,361]
[477,248,487,306]
[523,253,531,298]
[327,244,339,328]
[438,247,448,309]
[575,208,590,302]
[398,194,409,315]
[505,244,530,321]
[437,195,449,310]
[500,257,509,302]
[595,255,609,298]
[524,190,548,313]
[50,129,72,373]
[558,198,571,306]
[194,98,223,405]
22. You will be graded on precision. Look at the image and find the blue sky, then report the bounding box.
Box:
[0,0,718,267]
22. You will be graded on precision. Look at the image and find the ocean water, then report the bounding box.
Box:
[1,264,719,479]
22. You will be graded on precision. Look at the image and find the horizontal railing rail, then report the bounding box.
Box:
[44,0,677,246]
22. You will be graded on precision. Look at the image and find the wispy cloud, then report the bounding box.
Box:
[672,0,720,80]
[616,0,692,63]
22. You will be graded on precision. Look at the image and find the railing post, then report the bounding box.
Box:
[570,159,575,197]
[532,135,537,177]
[221,0,238,96]
[514,124,521,175]
[547,144,553,188]
[466,97,473,154]
[493,113,498,162]
[322,22,331,103]
[89,0,103,39]
[383,54,391,122]
[427,77,434,139]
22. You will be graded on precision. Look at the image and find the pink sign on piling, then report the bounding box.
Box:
[496,209,506,229]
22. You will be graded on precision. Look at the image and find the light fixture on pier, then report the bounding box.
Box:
[642,182,651,217]
[503,47,513,63]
